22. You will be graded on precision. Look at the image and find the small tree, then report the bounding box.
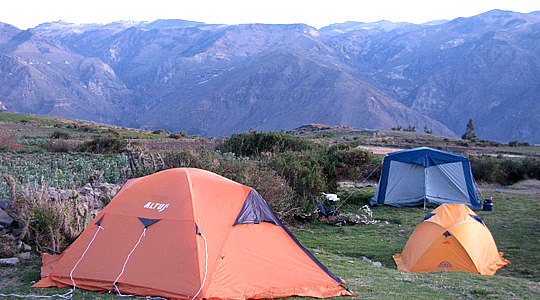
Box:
[424,125,433,134]
[403,125,416,132]
[462,118,478,141]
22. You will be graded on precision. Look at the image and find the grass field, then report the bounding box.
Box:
[2,188,539,299]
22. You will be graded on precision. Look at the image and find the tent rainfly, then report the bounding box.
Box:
[370,147,481,209]
[393,203,509,274]
[34,168,355,300]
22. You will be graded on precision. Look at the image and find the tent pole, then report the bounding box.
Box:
[424,167,427,210]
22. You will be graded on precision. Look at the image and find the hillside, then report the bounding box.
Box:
[1,10,540,142]
[1,112,538,158]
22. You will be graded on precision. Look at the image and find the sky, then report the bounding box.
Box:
[2,0,540,30]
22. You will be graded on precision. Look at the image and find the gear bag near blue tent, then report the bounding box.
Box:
[370,147,481,209]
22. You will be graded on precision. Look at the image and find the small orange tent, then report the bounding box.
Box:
[34,168,354,299]
[393,203,509,275]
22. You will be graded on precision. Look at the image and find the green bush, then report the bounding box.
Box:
[78,136,126,154]
[217,130,317,157]
[168,131,188,139]
[320,145,375,190]
[269,151,327,202]
[161,149,299,222]
[509,140,530,147]
[469,155,540,185]
[50,130,71,139]
[152,129,167,135]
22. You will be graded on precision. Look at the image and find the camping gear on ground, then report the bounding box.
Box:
[483,197,493,211]
[34,168,354,299]
[370,147,481,209]
[393,203,509,275]
[317,193,340,217]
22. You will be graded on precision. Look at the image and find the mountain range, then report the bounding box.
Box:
[1,9,539,142]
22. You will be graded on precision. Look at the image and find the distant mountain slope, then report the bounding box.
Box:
[0,23,132,123]
[1,10,539,142]
[321,10,540,142]
[132,50,453,136]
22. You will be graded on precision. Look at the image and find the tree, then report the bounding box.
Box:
[403,125,416,132]
[461,118,478,141]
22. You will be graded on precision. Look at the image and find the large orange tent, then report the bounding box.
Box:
[393,203,509,275]
[34,168,354,299]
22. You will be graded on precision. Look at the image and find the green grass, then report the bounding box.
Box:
[486,146,540,155]
[0,111,189,141]
[0,112,64,125]
[2,190,539,299]
[290,188,540,299]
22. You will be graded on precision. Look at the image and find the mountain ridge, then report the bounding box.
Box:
[1,9,539,142]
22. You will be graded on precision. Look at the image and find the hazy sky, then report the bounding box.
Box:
[2,0,540,30]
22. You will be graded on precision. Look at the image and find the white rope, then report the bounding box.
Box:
[66,225,105,296]
[191,233,208,300]
[0,225,105,299]
[113,228,146,296]
[0,293,72,299]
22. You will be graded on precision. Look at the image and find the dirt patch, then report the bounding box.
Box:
[476,181,540,195]
[356,145,405,155]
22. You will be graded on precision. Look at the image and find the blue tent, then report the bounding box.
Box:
[370,147,481,209]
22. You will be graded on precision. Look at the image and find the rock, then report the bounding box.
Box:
[78,183,94,196]
[373,262,382,267]
[12,228,24,237]
[360,256,372,263]
[23,243,32,251]
[0,199,9,209]
[17,252,32,260]
[0,257,20,265]
[0,208,14,227]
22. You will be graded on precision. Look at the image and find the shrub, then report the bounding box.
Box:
[50,130,71,139]
[5,182,93,253]
[269,151,327,203]
[509,140,530,147]
[42,140,78,153]
[160,149,299,222]
[168,131,188,139]
[107,128,120,137]
[469,155,540,185]
[320,146,375,190]
[0,234,19,258]
[152,129,167,135]
[217,130,317,157]
[78,136,126,154]
[77,125,98,132]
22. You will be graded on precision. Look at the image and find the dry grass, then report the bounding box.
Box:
[507,179,540,190]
